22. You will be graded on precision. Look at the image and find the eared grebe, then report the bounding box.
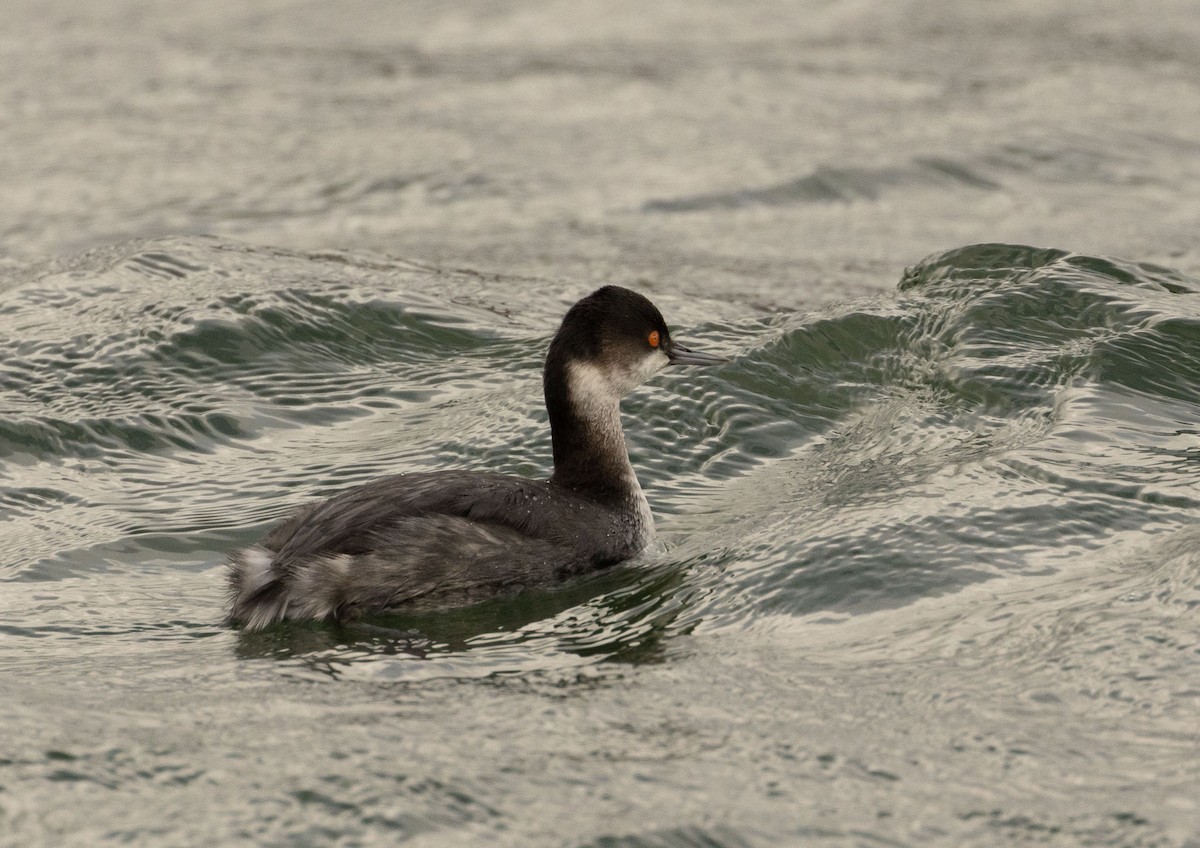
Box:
[225,285,726,630]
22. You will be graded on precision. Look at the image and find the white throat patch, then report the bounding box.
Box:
[564,358,657,540]
[567,351,669,409]
[567,360,624,418]
[564,357,646,471]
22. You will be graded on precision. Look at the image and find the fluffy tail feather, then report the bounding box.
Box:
[225,545,355,631]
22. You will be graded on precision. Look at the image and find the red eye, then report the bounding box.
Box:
[648,330,660,348]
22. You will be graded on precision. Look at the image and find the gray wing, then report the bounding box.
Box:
[268,471,610,576]
[228,510,577,627]
[228,471,637,628]
[328,513,574,613]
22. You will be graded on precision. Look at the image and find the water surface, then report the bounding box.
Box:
[2,238,1198,846]
[2,1,1200,845]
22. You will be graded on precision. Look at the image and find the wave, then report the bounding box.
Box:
[2,238,1198,669]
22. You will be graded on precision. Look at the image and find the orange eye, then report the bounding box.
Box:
[648,330,660,348]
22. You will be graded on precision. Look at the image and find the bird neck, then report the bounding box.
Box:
[545,358,641,502]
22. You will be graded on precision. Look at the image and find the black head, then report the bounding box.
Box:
[546,285,725,400]
[543,285,725,495]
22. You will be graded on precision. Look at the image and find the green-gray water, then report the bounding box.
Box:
[3,2,1200,847]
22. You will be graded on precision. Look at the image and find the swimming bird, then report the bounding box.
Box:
[225,285,726,630]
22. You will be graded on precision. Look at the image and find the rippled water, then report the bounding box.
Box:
[3,237,1198,845]
[4,1,1200,846]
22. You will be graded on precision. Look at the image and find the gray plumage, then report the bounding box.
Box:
[226,472,647,630]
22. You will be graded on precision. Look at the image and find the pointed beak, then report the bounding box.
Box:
[667,341,728,366]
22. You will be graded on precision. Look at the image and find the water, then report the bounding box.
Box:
[3,2,1200,847]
